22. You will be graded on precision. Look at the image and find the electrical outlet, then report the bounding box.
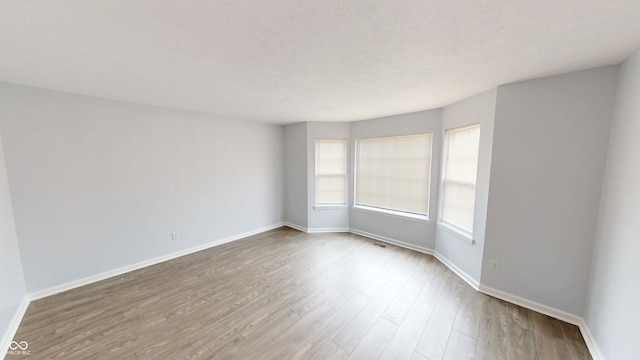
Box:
[171,232,179,241]
[489,259,500,271]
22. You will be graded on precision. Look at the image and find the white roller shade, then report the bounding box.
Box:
[356,133,432,216]
[315,139,347,205]
[441,124,481,232]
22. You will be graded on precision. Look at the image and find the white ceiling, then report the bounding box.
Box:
[1,1,639,124]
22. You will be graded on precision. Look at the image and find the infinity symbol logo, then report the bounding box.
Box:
[9,341,28,350]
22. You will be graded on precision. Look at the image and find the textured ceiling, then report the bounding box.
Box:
[1,1,639,124]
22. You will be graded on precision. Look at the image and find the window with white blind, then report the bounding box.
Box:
[355,133,432,217]
[315,139,347,205]
[441,124,481,234]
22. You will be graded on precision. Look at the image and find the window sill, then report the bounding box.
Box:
[437,221,474,244]
[314,204,348,210]
[352,205,430,224]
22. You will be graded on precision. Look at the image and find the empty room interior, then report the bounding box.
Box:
[1,1,639,359]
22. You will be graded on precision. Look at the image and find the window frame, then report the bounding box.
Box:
[438,123,481,243]
[314,139,348,207]
[353,133,433,221]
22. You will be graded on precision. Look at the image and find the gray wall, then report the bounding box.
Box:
[284,122,308,229]
[2,61,633,358]
[483,66,618,315]
[349,110,442,250]
[585,50,640,359]
[0,132,26,348]
[306,122,350,231]
[436,89,496,284]
[0,83,285,293]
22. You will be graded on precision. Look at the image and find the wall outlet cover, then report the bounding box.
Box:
[489,259,500,271]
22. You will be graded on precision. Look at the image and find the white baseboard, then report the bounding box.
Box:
[282,222,349,234]
[477,285,603,359]
[18,223,602,360]
[1,296,30,355]
[307,227,349,234]
[577,319,603,360]
[434,251,480,290]
[284,224,435,256]
[283,222,308,233]
[344,227,602,360]
[348,228,434,255]
[478,284,583,326]
[29,223,285,300]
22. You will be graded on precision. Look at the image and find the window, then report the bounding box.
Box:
[355,133,432,216]
[441,124,481,233]
[315,139,347,205]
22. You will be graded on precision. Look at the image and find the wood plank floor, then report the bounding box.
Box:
[6,227,591,359]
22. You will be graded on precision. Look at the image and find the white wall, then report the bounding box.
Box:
[306,122,350,231]
[436,89,496,285]
[349,110,442,250]
[0,131,26,350]
[284,122,308,229]
[483,66,618,315]
[0,83,284,294]
[584,50,640,360]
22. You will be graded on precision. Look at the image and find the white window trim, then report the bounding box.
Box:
[352,204,431,224]
[437,221,474,244]
[313,204,348,210]
[438,123,481,241]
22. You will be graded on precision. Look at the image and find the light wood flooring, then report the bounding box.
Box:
[7,227,591,359]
